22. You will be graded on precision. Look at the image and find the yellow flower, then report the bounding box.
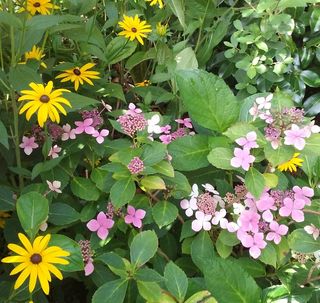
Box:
[18,81,71,127]
[135,80,151,87]
[277,153,303,172]
[0,211,10,229]
[25,0,59,15]
[1,233,70,295]
[146,0,164,9]
[118,15,152,45]
[22,45,47,68]
[156,22,168,36]
[55,63,100,91]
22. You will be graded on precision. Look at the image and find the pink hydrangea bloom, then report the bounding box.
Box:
[92,129,109,144]
[256,94,273,110]
[237,210,260,233]
[211,209,228,228]
[279,197,305,222]
[126,103,142,115]
[124,205,146,228]
[230,148,255,171]
[235,131,259,150]
[61,123,76,141]
[87,212,114,240]
[292,186,314,206]
[46,180,62,193]
[284,124,308,150]
[75,118,95,135]
[304,224,319,240]
[180,198,198,217]
[161,125,171,134]
[159,134,172,144]
[127,157,144,174]
[19,136,39,155]
[266,221,288,244]
[175,118,193,129]
[259,110,273,124]
[85,259,94,276]
[192,211,212,232]
[241,232,267,259]
[48,145,61,159]
[249,103,259,120]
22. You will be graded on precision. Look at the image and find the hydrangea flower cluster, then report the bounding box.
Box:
[181,183,314,259]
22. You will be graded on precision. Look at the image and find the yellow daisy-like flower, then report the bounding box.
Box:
[146,0,164,9]
[277,153,303,172]
[1,233,70,295]
[22,45,47,68]
[18,81,71,127]
[25,0,59,15]
[0,211,10,229]
[135,80,151,87]
[118,15,152,45]
[55,63,100,91]
[156,22,168,36]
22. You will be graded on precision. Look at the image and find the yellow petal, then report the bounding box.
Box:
[10,262,29,276]
[37,265,50,295]
[80,63,95,71]
[46,263,63,280]
[2,256,28,263]
[8,243,29,256]
[29,265,38,293]
[18,233,33,253]
[14,266,32,290]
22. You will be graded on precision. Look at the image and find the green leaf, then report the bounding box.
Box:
[142,141,167,166]
[167,0,186,30]
[215,238,233,259]
[64,92,99,112]
[96,252,127,278]
[259,243,277,268]
[70,177,100,201]
[152,161,175,178]
[185,291,217,303]
[0,186,15,211]
[300,70,320,87]
[0,11,22,28]
[204,258,261,303]
[48,203,80,225]
[168,135,210,171]
[110,178,136,208]
[207,147,234,170]
[16,192,49,239]
[176,70,239,132]
[140,176,166,190]
[237,257,266,278]
[288,229,320,253]
[263,173,278,188]
[106,37,137,65]
[130,230,158,268]
[137,281,162,301]
[0,120,9,149]
[164,262,188,302]
[175,47,198,70]
[264,144,295,166]
[31,157,63,180]
[92,279,128,303]
[9,65,42,92]
[245,167,265,199]
[152,201,178,228]
[304,134,320,155]
[218,230,240,246]
[134,268,164,283]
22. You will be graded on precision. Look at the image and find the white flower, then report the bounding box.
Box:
[46,180,62,193]
[192,211,212,232]
[180,198,198,217]
[304,224,319,240]
[304,121,320,138]
[147,114,162,134]
[233,203,245,215]
[256,94,273,110]
[212,209,228,228]
[190,184,199,199]
[202,183,219,195]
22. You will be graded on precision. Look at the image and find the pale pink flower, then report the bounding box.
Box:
[292,186,314,206]
[211,209,228,228]
[202,183,219,195]
[92,129,109,144]
[304,224,319,240]
[161,125,171,134]
[235,131,259,150]
[240,232,267,259]
[124,205,146,228]
[191,211,212,232]
[48,145,61,159]
[237,210,260,233]
[256,94,273,110]
[266,221,288,244]
[87,212,114,240]
[256,193,276,222]
[75,118,95,135]
[61,123,76,141]
[126,103,142,115]
[147,114,162,134]
[175,118,193,129]
[46,180,62,193]
[189,184,199,199]
[284,124,307,150]
[19,136,38,155]
[127,157,144,174]
[226,222,239,232]
[259,110,273,124]
[159,134,172,144]
[279,197,305,222]
[304,121,320,138]
[249,103,259,120]
[85,258,94,276]
[180,198,198,217]
[230,148,255,171]
[101,100,112,112]
[232,203,245,215]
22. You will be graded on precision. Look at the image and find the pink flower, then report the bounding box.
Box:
[191,211,212,232]
[259,110,273,124]
[266,221,288,244]
[235,131,259,150]
[175,118,193,129]
[127,103,142,115]
[180,198,198,217]
[46,180,62,193]
[92,129,109,144]
[230,148,255,171]
[159,134,172,144]
[256,94,273,110]
[124,205,146,228]
[75,118,95,135]
[19,136,38,155]
[304,224,319,240]
[293,186,314,206]
[241,232,267,259]
[279,197,305,222]
[127,157,144,174]
[304,121,320,137]
[211,209,228,228]
[84,258,94,276]
[249,103,259,120]
[87,212,114,240]
[61,123,76,141]
[161,125,171,134]
[238,210,260,233]
[284,124,308,150]
[48,145,61,159]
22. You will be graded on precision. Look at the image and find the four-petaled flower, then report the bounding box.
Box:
[92,129,109,144]
[48,145,61,159]
[87,212,114,240]
[284,124,308,150]
[75,118,95,135]
[304,224,319,240]
[256,94,273,110]
[279,197,305,222]
[61,124,76,141]
[19,136,38,155]
[180,198,198,217]
[235,131,259,150]
[46,180,62,193]
[175,118,193,129]
[266,221,288,244]
[192,211,212,232]
[124,205,146,228]
[231,148,255,171]
[147,114,162,134]
[241,232,267,259]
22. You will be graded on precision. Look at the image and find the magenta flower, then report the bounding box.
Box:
[266,221,288,244]
[159,134,172,144]
[230,148,255,171]
[127,157,144,174]
[191,211,212,232]
[161,125,171,134]
[304,224,319,240]
[238,210,260,233]
[92,129,109,144]
[124,205,146,228]
[175,118,193,129]
[284,124,308,150]
[235,131,259,150]
[127,103,142,115]
[279,197,305,222]
[84,258,94,276]
[19,136,38,155]
[293,186,314,206]
[87,212,114,240]
[75,118,95,135]
[61,123,76,141]
[241,232,267,259]
[180,198,198,217]
[48,145,61,159]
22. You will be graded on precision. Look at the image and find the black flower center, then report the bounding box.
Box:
[33,2,41,7]
[30,253,42,264]
[40,95,50,103]
[131,27,137,33]
[73,68,81,76]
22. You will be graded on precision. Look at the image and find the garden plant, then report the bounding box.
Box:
[0,0,320,302]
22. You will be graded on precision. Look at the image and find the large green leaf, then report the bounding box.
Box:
[152,201,178,228]
[0,186,15,211]
[48,203,80,225]
[0,120,9,149]
[92,279,128,303]
[245,167,265,199]
[288,229,320,253]
[105,37,137,65]
[207,147,234,170]
[176,70,239,132]
[70,177,100,201]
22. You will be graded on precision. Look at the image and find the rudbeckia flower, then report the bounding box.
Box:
[24,0,59,15]
[145,0,164,9]
[21,45,47,68]
[277,153,303,172]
